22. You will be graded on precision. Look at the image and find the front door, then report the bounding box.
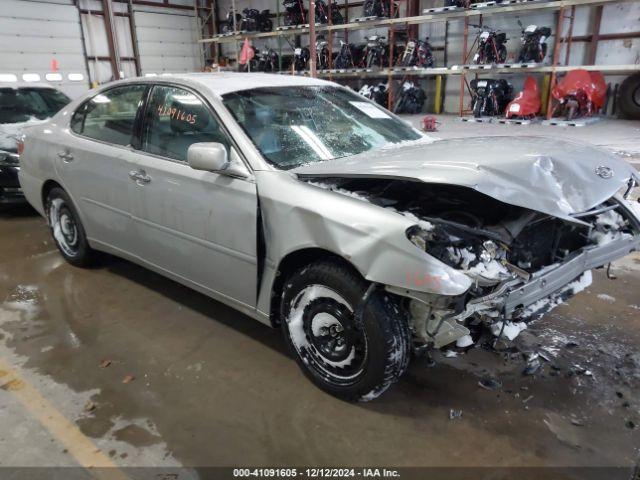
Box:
[128,84,258,308]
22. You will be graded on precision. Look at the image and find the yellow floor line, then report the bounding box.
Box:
[0,358,130,480]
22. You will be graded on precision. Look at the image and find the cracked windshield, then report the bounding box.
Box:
[222,86,422,169]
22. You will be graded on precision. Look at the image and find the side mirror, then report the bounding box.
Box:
[188,142,229,172]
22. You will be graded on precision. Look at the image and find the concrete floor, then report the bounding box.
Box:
[1,117,639,477]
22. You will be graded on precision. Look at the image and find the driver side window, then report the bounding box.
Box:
[141,85,231,162]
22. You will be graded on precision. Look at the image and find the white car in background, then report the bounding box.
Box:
[0,83,70,204]
[17,73,640,400]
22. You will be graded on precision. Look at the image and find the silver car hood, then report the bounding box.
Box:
[292,136,639,220]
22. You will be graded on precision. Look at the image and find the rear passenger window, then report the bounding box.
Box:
[70,85,146,146]
[141,85,231,162]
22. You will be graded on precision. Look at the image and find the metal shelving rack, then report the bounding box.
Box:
[199,0,640,115]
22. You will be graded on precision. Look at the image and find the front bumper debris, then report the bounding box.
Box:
[453,232,640,323]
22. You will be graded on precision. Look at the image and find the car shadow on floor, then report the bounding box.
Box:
[102,254,290,359]
[0,203,38,218]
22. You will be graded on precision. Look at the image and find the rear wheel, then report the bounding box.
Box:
[45,187,97,267]
[280,261,411,401]
[618,73,640,120]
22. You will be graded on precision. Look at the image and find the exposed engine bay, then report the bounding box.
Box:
[305,178,640,350]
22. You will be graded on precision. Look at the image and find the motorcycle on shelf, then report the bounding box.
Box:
[505,76,541,119]
[315,0,344,24]
[316,38,331,70]
[334,41,356,69]
[360,35,387,68]
[240,8,273,32]
[550,69,607,120]
[470,78,513,117]
[472,25,507,64]
[222,8,242,33]
[283,0,307,26]
[362,0,399,18]
[293,46,310,71]
[257,47,279,72]
[359,83,389,107]
[393,81,426,114]
[516,20,551,63]
[397,37,435,68]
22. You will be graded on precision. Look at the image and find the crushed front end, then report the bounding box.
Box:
[309,178,640,350]
[406,194,640,349]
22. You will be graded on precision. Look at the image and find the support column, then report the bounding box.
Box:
[102,0,121,79]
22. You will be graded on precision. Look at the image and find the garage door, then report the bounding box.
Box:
[0,0,89,98]
[134,9,201,75]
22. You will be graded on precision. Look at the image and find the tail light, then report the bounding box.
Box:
[17,138,25,156]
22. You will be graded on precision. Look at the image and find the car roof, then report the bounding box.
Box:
[0,82,59,90]
[125,72,336,96]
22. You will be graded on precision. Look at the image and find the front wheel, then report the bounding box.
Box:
[280,261,411,401]
[45,187,97,267]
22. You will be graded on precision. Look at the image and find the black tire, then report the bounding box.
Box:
[617,73,640,120]
[473,98,482,117]
[280,261,410,401]
[45,187,97,267]
[363,0,374,16]
[497,44,507,64]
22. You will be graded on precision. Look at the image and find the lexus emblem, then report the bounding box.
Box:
[595,165,614,179]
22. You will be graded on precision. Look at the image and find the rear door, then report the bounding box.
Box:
[128,84,259,308]
[59,84,147,253]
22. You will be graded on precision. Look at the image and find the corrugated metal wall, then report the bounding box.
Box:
[0,0,204,98]
[134,9,201,75]
[0,0,90,98]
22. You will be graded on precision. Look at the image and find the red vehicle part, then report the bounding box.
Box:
[505,76,541,119]
[551,70,606,119]
[421,115,438,132]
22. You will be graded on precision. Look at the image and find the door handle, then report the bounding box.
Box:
[128,169,151,185]
[57,151,74,162]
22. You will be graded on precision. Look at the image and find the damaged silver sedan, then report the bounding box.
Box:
[18,73,640,401]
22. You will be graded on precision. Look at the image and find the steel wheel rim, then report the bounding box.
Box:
[49,199,80,257]
[287,284,368,383]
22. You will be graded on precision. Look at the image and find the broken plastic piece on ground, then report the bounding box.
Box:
[571,418,585,427]
[456,334,474,348]
[122,375,135,384]
[449,409,463,420]
[490,321,527,341]
[523,359,542,376]
[478,377,502,391]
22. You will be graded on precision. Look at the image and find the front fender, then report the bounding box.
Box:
[254,171,472,318]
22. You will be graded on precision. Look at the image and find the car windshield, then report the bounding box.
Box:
[0,87,71,124]
[222,86,422,169]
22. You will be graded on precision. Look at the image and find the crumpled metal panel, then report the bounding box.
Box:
[255,171,473,318]
[292,136,639,221]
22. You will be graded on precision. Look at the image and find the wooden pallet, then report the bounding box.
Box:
[422,6,460,14]
[496,117,540,125]
[542,116,602,127]
[495,62,541,69]
[276,24,309,31]
[352,15,381,23]
[460,116,494,123]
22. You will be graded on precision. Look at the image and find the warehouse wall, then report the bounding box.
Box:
[0,0,203,99]
[216,0,640,113]
[0,0,90,98]
[78,0,201,84]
